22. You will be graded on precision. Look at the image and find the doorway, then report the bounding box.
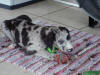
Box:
[54,0,79,7]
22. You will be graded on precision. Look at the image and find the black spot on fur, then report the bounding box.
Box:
[21,28,29,46]
[16,15,32,23]
[4,15,33,31]
[15,29,20,43]
[58,40,64,44]
[27,27,31,31]
[59,27,71,40]
[28,22,36,26]
[16,43,22,48]
[23,23,27,27]
[28,43,33,46]
[33,26,40,30]
[24,22,35,27]
[40,27,56,49]
[36,31,39,33]
[4,20,16,31]
[59,27,69,32]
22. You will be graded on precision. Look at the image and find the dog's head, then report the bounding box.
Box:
[55,27,73,52]
[41,26,73,52]
[3,15,32,30]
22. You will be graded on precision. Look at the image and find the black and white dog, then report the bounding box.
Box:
[1,15,73,60]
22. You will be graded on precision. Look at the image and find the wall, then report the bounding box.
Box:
[0,0,11,6]
[0,0,31,6]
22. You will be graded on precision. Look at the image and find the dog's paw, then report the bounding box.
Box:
[8,44,16,49]
[48,54,55,61]
[49,56,55,61]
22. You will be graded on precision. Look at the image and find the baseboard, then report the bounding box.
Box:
[0,0,44,10]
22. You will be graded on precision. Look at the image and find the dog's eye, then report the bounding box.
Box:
[28,43,33,46]
[58,40,64,44]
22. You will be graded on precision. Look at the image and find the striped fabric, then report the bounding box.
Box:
[0,20,100,75]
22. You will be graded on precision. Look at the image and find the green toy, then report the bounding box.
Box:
[46,46,58,53]
[82,71,100,75]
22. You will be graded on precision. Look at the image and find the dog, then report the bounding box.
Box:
[89,17,98,28]
[1,15,73,60]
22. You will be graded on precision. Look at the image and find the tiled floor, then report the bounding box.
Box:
[0,0,100,75]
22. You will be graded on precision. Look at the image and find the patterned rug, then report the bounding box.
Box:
[0,20,100,75]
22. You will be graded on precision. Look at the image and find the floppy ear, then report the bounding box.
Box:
[59,27,71,40]
[16,15,32,22]
[41,27,56,49]
[59,27,69,33]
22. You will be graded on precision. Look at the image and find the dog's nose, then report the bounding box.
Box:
[68,48,73,52]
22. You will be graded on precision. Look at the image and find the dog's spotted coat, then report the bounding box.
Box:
[1,15,73,60]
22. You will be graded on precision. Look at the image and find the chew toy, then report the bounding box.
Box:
[46,46,57,53]
[45,46,73,64]
[55,52,71,64]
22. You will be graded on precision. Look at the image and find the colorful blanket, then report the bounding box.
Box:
[0,20,100,75]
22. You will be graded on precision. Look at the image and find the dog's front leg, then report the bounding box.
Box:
[8,43,17,49]
[36,50,55,60]
[48,53,55,60]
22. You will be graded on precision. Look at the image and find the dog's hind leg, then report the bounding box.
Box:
[1,22,15,43]
[24,49,37,55]
[1,22,16,49]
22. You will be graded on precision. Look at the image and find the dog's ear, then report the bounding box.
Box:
[16,15,32,22]
[59,27,69,33]
[59,27,71,40]
[41,27,56,49]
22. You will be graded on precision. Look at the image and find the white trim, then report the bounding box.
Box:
[0,0,12,6]
[54,0,79,7]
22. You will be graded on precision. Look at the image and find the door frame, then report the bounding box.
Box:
[54,0,79,7]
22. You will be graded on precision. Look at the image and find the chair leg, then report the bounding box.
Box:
[88,17,98,28]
